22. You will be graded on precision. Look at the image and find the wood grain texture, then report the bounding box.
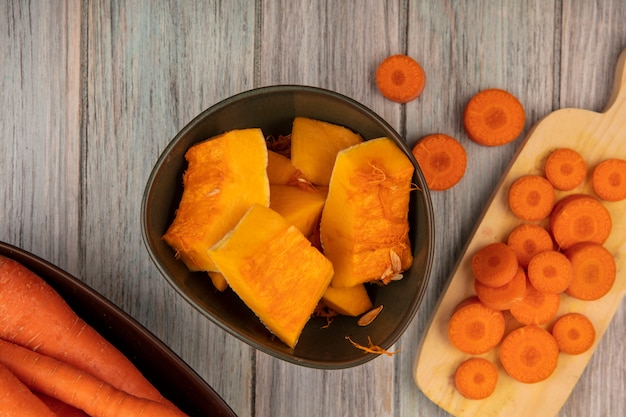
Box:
[1,1,624,417]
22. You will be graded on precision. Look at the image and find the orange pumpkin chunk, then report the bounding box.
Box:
[320,137,414,287]
[208,204,333,349]
[163,128,270,273]
[321,284,373,317]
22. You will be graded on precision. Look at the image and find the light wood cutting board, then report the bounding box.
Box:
[413,47,626,417]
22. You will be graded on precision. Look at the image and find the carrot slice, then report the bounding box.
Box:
[527,250,573,294]
[549,194,612,250]
[471,242,519,288]
[454,357,499,399]
[375,54,426,103]
[564,242,616,300]
[509,279,560,325]
[551,312,596,355]
[499,325,559,383]
[508,175,556,221]
[474,266,526,310]
[544,148,587,191]
[592,158,626,202]
[448,300,505,355]
[506,223,554,267]
[411,133,467,190]
[463,88,526,146]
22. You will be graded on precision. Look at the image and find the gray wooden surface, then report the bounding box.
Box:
[1,1,624,416]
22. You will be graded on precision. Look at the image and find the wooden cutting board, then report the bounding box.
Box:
[413,47,626,417]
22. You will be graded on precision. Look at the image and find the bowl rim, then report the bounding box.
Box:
[141,84,435,368]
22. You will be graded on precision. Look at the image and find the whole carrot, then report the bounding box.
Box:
[0,255,166,404]
[0,363,57,417]
[0,339,188,417]
[34,392,90,417]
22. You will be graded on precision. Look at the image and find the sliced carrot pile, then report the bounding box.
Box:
[471,242,519,288]
[411,133,467,191]
[499,325,559,383]
[551,312,596,355]
[506,223,554,267]
[463,88,526,146]
[509,279,561,325]
[474,266,526,311]
[592,158,626,202]
[375,54,426,103]
[549,194,612,250]
[526,250,573,294]
[544,148,587,191]
[448,300,505,355]
[454,357,499,400]
[508,174,555,221]
[564,242,616,300]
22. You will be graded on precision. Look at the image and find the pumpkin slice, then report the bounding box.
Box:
[321,284,373,317]
[270,184,328,239]
[267,150,304,184]
[320,137,414,287]
[163,128,270,273]
[208,204,334,348]
[291,117,363,186]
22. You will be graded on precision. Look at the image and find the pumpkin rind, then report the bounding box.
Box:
[320,137,414,287]
[162,128,270,273]
[208,204,334,348]
[291,117,363,186]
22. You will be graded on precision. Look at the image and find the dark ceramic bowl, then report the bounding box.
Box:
[0,241,236,417]
[141,85,435,369]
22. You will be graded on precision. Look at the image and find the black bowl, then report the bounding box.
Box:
[141,85,435,368]
[0,241,237,417]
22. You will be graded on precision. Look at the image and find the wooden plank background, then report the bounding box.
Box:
[1,1,624,416]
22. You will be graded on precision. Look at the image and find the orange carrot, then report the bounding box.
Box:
[544,148,587,191]
[508,174,555,221]
[509,279,560,325]
[454,357,499,399]
[549,194,612,250]
[462,88,526,146]
[411,133,467,191]
[0,363,57,417]
[499,325,559,383]
[527,250,573,294]
[592,158,626,201]
[551,312,596,355]
[0,339,187,417]
[471,242,519,288]
[0,255,167,404]
[375,54,426,103]
[506,223,554,267]
[34,392,90,417]
[448,300,505,355]
[564,242,616,300]
[474,266,526,310]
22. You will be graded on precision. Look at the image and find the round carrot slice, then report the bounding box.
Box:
[448,301,505,355]
[471,242,519,288]
[564,242,616,300]
[463,88,526,146]
[550,194,612,250]
[527,250,573,294]
[544,148,587,191]
[500,325,559,383]
[551,312,596,355]
[375,54,426,103]
[474,266,526,311]
[454,357,499,399]
[592,158,626,202]
[509,279,560,325]
[411,134,467,191]
[507,223,554,267]
[508,175,555,221]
